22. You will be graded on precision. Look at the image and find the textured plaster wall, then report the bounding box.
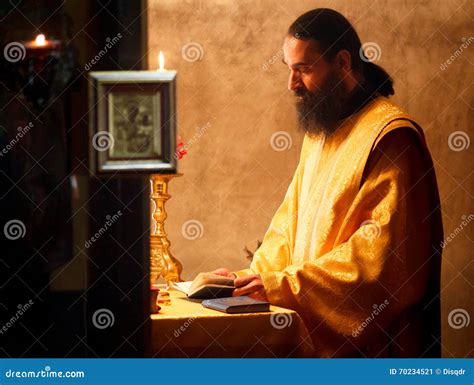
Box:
[147,0,473,357]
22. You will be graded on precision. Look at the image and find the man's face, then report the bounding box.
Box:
[283,36,350,135]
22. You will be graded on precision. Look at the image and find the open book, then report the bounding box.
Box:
[171,272,235,299]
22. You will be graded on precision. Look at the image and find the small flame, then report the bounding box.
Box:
[158,51,165,71]
[35,34,46,46]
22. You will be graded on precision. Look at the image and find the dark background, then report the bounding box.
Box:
[0,0,151,357]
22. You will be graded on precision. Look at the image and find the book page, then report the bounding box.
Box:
[196,273,235,287]
[188,273,234,296]
[171,281,192,294]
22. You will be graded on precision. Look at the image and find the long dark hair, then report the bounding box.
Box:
[288,8,394,97]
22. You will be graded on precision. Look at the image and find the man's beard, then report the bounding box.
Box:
[295,72,350,136]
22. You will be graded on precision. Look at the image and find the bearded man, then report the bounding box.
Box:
[214,8,443,358]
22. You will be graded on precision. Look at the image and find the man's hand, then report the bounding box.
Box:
[233,274,268,302]
[210,268,236,279]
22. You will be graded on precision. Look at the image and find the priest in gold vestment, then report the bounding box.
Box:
[214,9,443,358]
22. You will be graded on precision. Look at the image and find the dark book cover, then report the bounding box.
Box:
[202,296,270,314]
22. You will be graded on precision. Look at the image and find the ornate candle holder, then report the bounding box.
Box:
[150,173,183,285]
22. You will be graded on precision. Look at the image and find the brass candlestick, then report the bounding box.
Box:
[150,173,183,285]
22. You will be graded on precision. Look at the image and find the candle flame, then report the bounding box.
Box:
[35,34,46,46]
[158,51,165,71]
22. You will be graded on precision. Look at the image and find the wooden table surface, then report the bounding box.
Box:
[149,289,315,358]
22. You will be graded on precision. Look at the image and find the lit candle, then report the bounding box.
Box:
[18,34,62,78]
[35,34,46,46]
[157,50,166,72]
[23,34,61,54]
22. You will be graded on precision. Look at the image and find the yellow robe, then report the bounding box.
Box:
[235,97,443,357]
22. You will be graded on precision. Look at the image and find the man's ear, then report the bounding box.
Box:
[335,49,352,73]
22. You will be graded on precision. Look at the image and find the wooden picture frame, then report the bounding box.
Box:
[88,71,177,174]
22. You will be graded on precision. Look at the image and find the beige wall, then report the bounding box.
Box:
[147,0,473,357]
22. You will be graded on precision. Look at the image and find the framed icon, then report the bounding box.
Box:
[88,71,177,174]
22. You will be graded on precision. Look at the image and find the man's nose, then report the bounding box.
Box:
[288,70,301,91]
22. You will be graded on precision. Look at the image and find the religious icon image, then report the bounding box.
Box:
[88,71,177,174]
[108,92,161,159]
